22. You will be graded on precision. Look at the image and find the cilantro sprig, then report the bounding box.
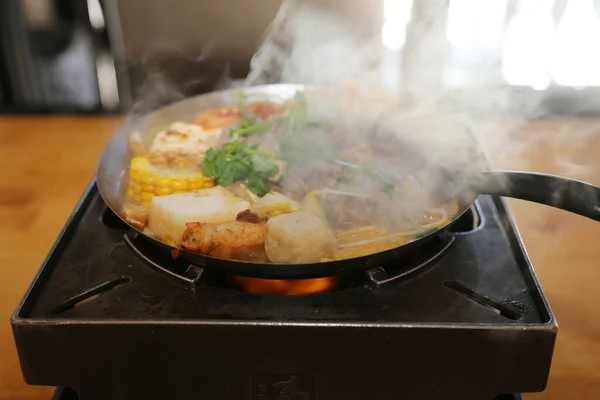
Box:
[201,92,280,196]
[230,91,272,139]
[201,90,338,196]
[202,141,279,196]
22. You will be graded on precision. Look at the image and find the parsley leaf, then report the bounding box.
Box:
[230,90,272,139]
[203,91,332,196]
[222,140,246,154]
[202,148,224,178]
[231,120,272,139]
[246,171,272,196]
[202,138,279,196]
[250,154,279,177]
[217,158,250,186]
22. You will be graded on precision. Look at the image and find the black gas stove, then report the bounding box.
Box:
[12,180,557,400]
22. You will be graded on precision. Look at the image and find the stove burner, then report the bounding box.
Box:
[11,182,558,400]
[233,275,341,295]
[121,208,470,293]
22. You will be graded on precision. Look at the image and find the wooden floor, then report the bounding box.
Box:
[0,116,599,399]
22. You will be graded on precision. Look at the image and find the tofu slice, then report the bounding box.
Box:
[147,186,250,245]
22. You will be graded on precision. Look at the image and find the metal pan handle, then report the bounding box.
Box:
[477,170,600,221]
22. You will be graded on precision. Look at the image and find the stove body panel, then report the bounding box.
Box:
[15,322,554,400]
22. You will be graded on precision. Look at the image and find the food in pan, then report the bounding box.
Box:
[122,90,456,263]
[182,220,269,262]
[126,122,220,204]
[265,211,338,263]
[147,186,251,246]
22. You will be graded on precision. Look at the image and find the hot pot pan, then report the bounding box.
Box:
[97,84,600,279]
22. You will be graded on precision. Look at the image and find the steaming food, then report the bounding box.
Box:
[250,192,300,216]
[147,187,250,245]
[150,122,221,155]
[121,90,456,264]
[265,211,337,263]
[193,101,283,129]
[125,122,220,209]
[300,191,331,227]
[182,221,268,262]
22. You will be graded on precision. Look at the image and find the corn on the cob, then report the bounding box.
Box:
[126,156,214,206]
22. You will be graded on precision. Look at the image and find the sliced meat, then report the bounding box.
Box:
[236,209,268,223]
[321,188,396,230]
[181,221,268,262]
[279,161,343,200]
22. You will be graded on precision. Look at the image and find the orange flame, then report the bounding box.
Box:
[234,276,340,295]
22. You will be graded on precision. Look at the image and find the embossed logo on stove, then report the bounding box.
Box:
[252,373,316,400]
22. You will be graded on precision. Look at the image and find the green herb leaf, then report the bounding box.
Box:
[250,154,279,178]
[202,148,224,177]
[202,91,332,196]
[231,120,272,139]
[201,137,278,195]
[223,140,246,154]
[246,172,271,196]
[217,158,250,186]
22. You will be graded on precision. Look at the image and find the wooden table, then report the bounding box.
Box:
[0,116,599,399]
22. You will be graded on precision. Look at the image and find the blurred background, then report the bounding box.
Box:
[3,0,600,115]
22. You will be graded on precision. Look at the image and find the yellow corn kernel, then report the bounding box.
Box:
[130,182,142,194]
[129,170,141,182]
[141,192,154,202]
[156,178,171,188]
[141,175,156,185]
[174,173,188,181]
[155,187,172,196]
[142,184,155,193]
[170,180,189,191]
[127,155,211,200]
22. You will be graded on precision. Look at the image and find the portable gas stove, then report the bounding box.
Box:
[12,180,557,400]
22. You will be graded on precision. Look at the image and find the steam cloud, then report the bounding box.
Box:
[242,0,497,211]
[242,0,600,213]
[121,0,599,225]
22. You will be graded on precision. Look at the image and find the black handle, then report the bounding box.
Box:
[477,170,600,221]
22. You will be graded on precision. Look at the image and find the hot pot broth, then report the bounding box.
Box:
[121,88,460,264]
